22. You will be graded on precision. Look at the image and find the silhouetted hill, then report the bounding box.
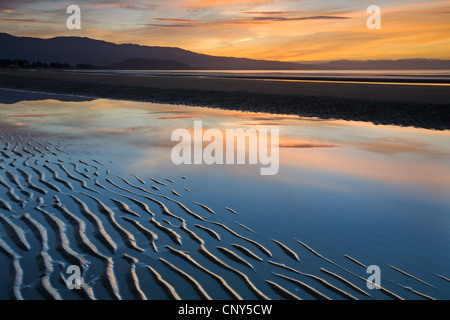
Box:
[1,33,449,70]
[107,58,192,70]
[0,33,310,70]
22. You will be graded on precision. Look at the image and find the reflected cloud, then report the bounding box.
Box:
[239,122,286,126]
[349,137,450,156]
[155,115,204,119]
[278,136,337,148]
[279,142,337,148]
[65,128,141,133]
[6,113,57,117]
[0,93,448,203]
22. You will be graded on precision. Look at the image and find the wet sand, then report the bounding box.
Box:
[0,70,449,130]
[0,130,447,300]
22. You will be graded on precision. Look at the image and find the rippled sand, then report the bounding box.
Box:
[0,130,448,300]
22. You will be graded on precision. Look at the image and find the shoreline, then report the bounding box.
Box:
[59,69,450,84]
[0,70,449,130]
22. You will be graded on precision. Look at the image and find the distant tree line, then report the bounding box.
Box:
[0,59,98,69]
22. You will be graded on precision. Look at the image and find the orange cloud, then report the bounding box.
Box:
[223,21,269,25]
[5,0,449,62]
[154,18,203,23]
[56,4,135,8]
[180,0,277,9]
[155,115,204,119]
[0,19,49,24]
[65,128,139,133]
[241,11,304,15]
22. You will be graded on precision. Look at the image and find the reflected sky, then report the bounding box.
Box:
[1,90,449,285]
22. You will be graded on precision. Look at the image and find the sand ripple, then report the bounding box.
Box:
[0,130,445,300]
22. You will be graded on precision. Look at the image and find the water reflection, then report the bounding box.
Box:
[0,90,449,295]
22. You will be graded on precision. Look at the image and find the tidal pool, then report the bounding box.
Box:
[0,89,448,300]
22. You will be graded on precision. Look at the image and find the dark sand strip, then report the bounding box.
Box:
[437,275,450,283]
[43,164,74,190]
[70,163,91,180]
[16,168,47,195]
[265,280,302,300]
[230,244,263,262]
[150,217,182,245]
[1,71,449,130]
[195,224,221,241]
[146,265,181,300]
[30,166,61,192]
[52,196,109,260]
[395,282,436,300]
[217,246,255,271]
[274,273,331,300]
[81,193,145,252]
[344,255,368,268]
[151,178,167,187]
[165,246,242,300]
[272,239,299,262]
[388,265,437,290]
[57,164,98,193]
[69,195,118,254]
[0,174,25,206]
[122,254,147,300]
[159,258,212,300]
[199,245,270,300]
[20,213,61,300]
[269,261,357,300]
[37,206,90,271]
[122,216,159,252]
[180,221,204,245]
[0,237,23,300]
[234,222,255,234]
[0,197,14,212]
[343,255,404,300]
[0,212,31,251]
[160,195,206,221]
[131,174,146,185]
[110,198,141,217]
[193,202,216,214]
[320,268,370,297]
[210,222,272,257]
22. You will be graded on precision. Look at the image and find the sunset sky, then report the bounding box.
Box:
[0,0,449,61]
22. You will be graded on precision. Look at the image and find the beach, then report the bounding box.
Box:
[0,88,449,300]
[0,70,449,130]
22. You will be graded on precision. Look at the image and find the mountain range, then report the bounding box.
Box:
[1,33,449,70]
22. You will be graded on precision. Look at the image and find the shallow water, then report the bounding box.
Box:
[0,89,449,300]
[80,69,450,82]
